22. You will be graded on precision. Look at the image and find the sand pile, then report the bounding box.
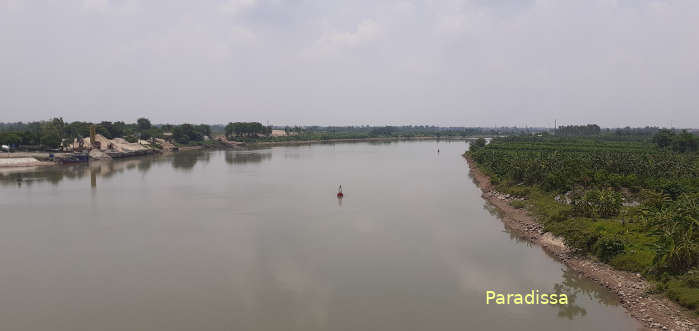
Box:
[88,149,112,160]
[109,137,149,152]
[215,137,243,147]
[154,138,176,151]
[69,134,151,153]
[0,157,47,167]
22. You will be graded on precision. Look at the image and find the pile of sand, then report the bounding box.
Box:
[109,137,149,152]
[154,138,176,151]
[88,149,112,160]
[68,134,150,153]
[215,137,243,147]
[0,157,46,167]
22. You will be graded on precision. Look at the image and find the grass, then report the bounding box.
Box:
[486,179,695,313]
[510,200,526,209]
[666,272,699,315]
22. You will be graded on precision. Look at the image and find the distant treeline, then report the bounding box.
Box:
[554,124,679,137]
[224,122,272,138]
[555,124,601,136]
[0,118,212,148]
[2,119,697,150]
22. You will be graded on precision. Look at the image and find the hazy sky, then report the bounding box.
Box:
[2,0,698,127]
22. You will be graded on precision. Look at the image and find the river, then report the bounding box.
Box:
[0,140,640,330]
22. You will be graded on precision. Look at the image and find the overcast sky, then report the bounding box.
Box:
[1,0,698,127]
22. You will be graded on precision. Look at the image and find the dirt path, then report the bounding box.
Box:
[465,156,699,331]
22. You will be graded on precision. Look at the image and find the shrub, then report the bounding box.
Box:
[666,278,699,313]
[610,251,654,273]
[593,234,625,262]
[572,188,623,218]
[557,223,600,253]
[511,200,526,209]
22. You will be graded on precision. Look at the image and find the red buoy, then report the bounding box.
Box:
[337,185,343,198]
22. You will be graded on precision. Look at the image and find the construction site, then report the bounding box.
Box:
[0,126,175,168]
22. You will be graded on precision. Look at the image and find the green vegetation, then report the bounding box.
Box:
[2,122,552,148]
[653,129,698,153]
[224,122,271,138]
[0,118,211,149]
[510,200,526,209]
[224,125,507,143]
[467,130,698,313]
[555,124,601,136]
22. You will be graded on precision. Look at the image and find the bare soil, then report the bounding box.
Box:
[465,156,699,331]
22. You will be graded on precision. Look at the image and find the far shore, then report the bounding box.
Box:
[464,155,699,331]
[0,136,473,170]
[246,135,472,147]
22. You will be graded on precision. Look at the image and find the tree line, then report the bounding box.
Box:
[555,124,601,136]
[0,118,211,149]
[652,129,698,153]
[224,122,272,138]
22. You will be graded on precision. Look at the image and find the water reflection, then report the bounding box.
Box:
[1,150,267,187]
[550,269,620,320]
[172,150,210,171]
[225,151,272,165]
[0,141,639,331]
[0,152,184,186]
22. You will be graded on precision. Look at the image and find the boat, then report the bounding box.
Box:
[57,153,89,163]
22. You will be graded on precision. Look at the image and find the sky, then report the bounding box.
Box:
[1,0,698,127]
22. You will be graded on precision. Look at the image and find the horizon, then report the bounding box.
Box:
[1,119,697,131]
[2,1,699,128]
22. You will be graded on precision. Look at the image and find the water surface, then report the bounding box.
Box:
[0,141,640,330]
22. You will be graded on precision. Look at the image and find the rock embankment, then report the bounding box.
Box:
[465,155,699,331]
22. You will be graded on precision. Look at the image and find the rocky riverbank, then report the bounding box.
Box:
[465,155,699,331]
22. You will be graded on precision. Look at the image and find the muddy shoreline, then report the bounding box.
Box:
[465,155,698,331]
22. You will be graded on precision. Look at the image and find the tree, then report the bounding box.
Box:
[653,129,675,148]
[195,124,211,138]
[225,122,234,138]
[225,122,266,138]
[369,126,395,136]
[141,127,163,140]
[172,124,202,144]
[51,117,65,142]
[96,121,115,138]
[137,118,152,131]
[0,132,22,146]
[40,130,61,148]
[112,121,127,137]
[64,121,91,140]
[555,124,601,136]
[670,130,698,153]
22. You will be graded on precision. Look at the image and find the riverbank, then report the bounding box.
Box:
[245,135,469,147]
[465,155,699,331]
[0,136,467,170]
[0,157,54,168]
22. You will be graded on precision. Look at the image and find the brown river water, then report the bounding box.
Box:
[0,140,640,330]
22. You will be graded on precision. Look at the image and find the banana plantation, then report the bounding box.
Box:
[468,135,699,313]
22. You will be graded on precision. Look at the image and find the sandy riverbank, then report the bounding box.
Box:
[465,155,698,331]
[0,157,54,168]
